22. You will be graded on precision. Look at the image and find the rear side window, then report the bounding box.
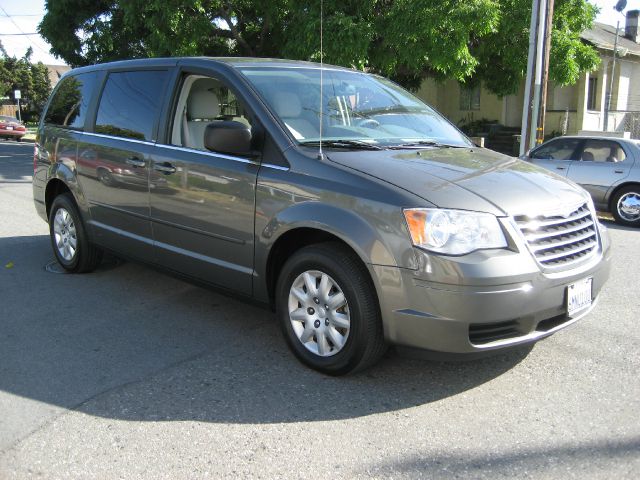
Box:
[44,72,99,130]
[94,70,169,141]
[580,140,626,163]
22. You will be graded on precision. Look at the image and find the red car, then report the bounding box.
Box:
[0,115,26,141]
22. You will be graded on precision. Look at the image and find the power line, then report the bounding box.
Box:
[0,5,51,57]
[0,33,39,36]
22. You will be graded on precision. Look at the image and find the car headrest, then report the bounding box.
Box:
[582,151,595,161]
[188,81,220,120]
[272,92,302,118]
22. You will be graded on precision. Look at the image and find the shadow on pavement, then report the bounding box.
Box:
[368,437,640,478]
[599,217,639,232]
[0,234,531,425]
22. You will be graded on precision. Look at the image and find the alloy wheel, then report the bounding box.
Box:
[53,207,77,261]
[287,270,350,357]
[617,191,640,222]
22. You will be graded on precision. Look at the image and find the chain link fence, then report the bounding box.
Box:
[621,112,640,139]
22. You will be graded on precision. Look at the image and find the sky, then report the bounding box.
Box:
[0,0,638,66]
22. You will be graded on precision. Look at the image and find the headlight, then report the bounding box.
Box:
[403,208,507,255]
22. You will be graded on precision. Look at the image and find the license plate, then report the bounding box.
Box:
[6,126,13,130]
[567,278,592,316]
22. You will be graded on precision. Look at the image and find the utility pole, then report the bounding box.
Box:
[538,0,555,144]
[528,0,547,149]
[605,1,628,131]
[604,21,620,131]
[520,0,547,156]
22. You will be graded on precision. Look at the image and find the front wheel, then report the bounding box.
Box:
[611,186,640,227]
[97,168,115,186]
[49,193,102,272]
[275,242,386,375]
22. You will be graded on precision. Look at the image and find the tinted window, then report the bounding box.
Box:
[95,70,168,141]
[581,140,626,163]
[531,138,580,160]
[44,72,99,129]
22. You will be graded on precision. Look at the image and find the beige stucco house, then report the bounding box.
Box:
[45,64,71,87]
[416,10,640,143]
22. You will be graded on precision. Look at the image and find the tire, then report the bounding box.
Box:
[611,186,640,227]
[275,242,387,375]
[97,168,115,186]
[49,193,102,273]
[16,137,22,142]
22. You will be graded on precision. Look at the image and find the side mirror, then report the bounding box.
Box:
[204,121,253,157]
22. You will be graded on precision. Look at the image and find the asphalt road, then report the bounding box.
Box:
[0,141,638,479]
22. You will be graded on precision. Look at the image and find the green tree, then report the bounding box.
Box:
[28,62,52,120]
[0,47,52,122]
[38,0,599,96]
[0,41,10,95]
[473,0,600,95]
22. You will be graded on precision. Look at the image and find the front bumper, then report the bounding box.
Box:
[373,224,612,354]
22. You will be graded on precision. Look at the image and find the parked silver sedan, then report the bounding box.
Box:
[523,136,640,227]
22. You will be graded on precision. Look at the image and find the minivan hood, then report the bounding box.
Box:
[327,147,587,217]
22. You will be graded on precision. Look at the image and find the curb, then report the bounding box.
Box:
[0,138,36,146]
[1,137,36,144]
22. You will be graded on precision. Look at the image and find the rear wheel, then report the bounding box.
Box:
[49,193,102,272]
[275,242,386,375]
[611,186,640,227]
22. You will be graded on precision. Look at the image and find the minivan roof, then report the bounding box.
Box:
[59,57,355,80]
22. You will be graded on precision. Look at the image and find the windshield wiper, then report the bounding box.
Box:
[388,140,468,150]
[355,105,421,115]
[299,139,384,150]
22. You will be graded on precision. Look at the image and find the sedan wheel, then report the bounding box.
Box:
[612,187,640,227]
[98,169,115,186]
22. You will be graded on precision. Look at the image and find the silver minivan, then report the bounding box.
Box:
[33,58,611,374]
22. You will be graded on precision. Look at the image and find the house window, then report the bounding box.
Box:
[460,84,481,111]
[587,77,597,111]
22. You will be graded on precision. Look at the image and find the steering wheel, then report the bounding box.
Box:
[356,118,380,129]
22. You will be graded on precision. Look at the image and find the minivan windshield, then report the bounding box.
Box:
[239,66,472,148]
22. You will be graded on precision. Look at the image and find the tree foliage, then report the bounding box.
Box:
[473,0,600,95]
[38,0,599,96]
[0,46,52,121]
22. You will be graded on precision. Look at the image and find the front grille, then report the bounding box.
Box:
[469,320,521,345]
[514,203,598,268]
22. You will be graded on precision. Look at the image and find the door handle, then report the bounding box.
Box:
[614,170,624,174]
[154,162,177,175]
[555,166,566,170]
[126,157,146,168]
